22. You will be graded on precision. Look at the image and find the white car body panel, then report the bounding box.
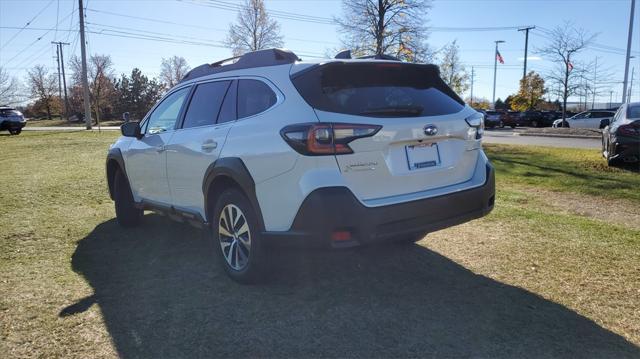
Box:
[113,58,492,232]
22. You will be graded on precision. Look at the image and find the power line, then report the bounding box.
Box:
[0,0,55,51]
[1,10,75,67]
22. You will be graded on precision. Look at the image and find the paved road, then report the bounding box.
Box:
[483,129,600,149]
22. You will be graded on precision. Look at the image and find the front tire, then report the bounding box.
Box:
[212,188,266,284]
[9,128,21,135]
[113,169,143,227]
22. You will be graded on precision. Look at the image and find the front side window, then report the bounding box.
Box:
[146,87,189,135]
[237,79,277,119]
[182,81,231,129]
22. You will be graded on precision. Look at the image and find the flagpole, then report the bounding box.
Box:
[492,40,505,108]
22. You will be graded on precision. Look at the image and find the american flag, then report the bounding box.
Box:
[496,50,504,64]
[567,61,574,71]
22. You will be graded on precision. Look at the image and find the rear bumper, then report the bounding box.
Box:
[263,163,495,248]
[613,137,640,160]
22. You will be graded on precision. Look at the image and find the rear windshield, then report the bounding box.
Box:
[292,62,464,117]
[0,109,20,116]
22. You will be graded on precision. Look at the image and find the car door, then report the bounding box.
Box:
[165,80,236,214]
[125,87,191,205]
[569,112,590,128]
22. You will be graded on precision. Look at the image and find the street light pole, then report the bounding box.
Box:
[492,40,505,108]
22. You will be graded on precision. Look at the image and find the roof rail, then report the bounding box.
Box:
[180,48,301,84]
[333,50,401,62]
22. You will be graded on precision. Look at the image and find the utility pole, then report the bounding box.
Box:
[492,40,505,108]
[52,41,70,121]
[78,0,92,129]
[470,66,475,107]
[622,0,635,103]
[609,90,613,108]
[591,57,598,109]
[518,26,535,81]
[53,43,62,104]
[627,67,636,102]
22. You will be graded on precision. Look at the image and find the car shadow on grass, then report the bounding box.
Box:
[64,215,640,358]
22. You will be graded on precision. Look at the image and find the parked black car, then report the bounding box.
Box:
[0,107,26,135]
[483,110,503,128]
[602,102,640,166]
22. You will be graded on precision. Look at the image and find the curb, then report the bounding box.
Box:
[518,133,600,139]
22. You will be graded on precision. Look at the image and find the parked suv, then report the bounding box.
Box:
[0,107,26,135]
[106,49,495,283]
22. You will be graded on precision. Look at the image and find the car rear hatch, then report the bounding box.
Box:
[290,61,482,202]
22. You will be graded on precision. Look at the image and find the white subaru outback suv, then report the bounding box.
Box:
[106,49,495,283]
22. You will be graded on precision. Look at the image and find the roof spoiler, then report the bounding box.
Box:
[180,48,301,84]
[333,50,401,61]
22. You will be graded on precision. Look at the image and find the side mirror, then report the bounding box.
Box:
[121,121,142,139]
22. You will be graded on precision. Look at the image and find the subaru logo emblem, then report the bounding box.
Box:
[424,124,438,136]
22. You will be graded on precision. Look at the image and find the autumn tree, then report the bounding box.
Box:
[0,66,22,106]
[224,0,283,56]
[71,54,116,124]
[336,0,432,62]
[26,65,57,120]
[439,40,469,95]
[510,71,546,111]
[538,23,594,119]
[160,56,190,88]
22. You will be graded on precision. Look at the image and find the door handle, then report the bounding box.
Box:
[201,140,218,152]
[155,145,166,153]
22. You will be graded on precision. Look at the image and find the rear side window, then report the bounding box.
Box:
[628,105,640,119]
[292,63,464,117]
[183,81,231,128]
[237,79,277,119]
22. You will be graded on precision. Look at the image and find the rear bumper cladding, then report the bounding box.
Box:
[262,163,495,248]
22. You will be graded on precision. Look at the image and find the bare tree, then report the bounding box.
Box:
[224,0,284,56]
[160,56,191,88]
[336,0,432,62]
[27,65,57,120]
[439,40,469,95]
[0,67,23,106]
[538,23,595,119]
[71,54,116,124]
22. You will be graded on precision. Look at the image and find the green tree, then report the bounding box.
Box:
[494,98,506,110]
[511,71,546,111]
[114,68,164,121]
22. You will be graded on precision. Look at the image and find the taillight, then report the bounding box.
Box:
[618,124,640,137]
[465,112,484,140]
[280,123,382,156]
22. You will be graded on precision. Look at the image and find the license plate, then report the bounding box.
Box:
[405,143,441,170]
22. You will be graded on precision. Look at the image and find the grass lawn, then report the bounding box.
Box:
[26,117,123,127]
[1,132,639,358]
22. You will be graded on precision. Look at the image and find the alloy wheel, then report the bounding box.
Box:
[218,204,251,271]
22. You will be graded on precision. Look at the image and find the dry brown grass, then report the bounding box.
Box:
[1,132,639,358]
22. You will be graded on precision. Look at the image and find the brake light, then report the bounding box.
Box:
[280,123,382,156]
[618,124,640,137]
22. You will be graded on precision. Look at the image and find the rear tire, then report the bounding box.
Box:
[8,128,21,135]
[531,120,539,128]
[113,169,143,227]
[212,188,266,284]
[499,120,504,128]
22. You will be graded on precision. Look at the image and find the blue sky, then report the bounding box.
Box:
[1,0,639,103]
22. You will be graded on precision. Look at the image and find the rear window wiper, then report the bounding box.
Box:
[358,106,424,117]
